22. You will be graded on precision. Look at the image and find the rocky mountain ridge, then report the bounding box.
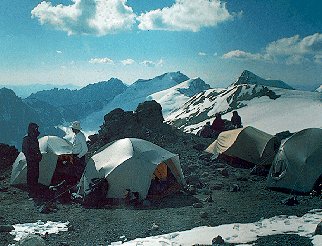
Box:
[166,83,280,131]
[0,88,64,148]
[25,78,128,120]
[234,70,294,90]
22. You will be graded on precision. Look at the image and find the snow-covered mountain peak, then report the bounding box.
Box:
[166,83,321,135]
[147,77,211,117]
[133,71,189,86]
[234,70,294,90]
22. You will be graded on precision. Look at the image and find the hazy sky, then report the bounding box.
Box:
[0,0,321,88]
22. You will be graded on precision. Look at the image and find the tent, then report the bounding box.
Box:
[266,128,322,193]
[205,126,279,166]
[78,138,185,199]
[10,136,73,186]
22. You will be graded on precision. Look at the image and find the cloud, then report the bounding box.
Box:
[222,50,269,61]
[89,57,114,64]
[121,58,135,65]
[223,33,322,64]
[198,52,207,56]
[140,60,156,67]
[31,0,136,36]
[140,59,163,67]
[137,0,233,32]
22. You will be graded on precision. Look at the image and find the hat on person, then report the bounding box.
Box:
[71,121,82,130]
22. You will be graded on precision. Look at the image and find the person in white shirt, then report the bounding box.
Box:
[71,121,88,171]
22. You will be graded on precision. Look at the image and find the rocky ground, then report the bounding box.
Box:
[0,101,321,245]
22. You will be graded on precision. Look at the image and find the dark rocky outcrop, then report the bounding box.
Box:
[88,100,166,153]
[0,143,18,171]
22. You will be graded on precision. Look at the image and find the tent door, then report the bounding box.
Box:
[147,162,180,199]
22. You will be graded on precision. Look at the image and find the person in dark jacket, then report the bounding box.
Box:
[22,122,42,196]
[211,113,225,135]
[198,122,213,138]
[231,111,242,129]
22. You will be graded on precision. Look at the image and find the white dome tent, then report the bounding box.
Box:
[78,138,185,200]
[11,136,73,186]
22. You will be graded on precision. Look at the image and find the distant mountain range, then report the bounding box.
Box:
[81,72,209,130]
[1,69,320,148]
[1,83,80,98]
[25,78,127,120]
[0,88,63,147]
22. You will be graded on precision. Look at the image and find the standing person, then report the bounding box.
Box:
[70,121,88,177]
[22,122,42,197]
[231,111,242,129]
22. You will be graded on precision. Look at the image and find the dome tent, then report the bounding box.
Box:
[205,126,279,166]
[11,136,73,186]
[267,128,322,193]
[78,138,185,199]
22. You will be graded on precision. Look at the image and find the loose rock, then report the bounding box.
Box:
[315,221,322,235]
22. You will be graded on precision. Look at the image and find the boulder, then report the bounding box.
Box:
[315,221,322,235]
[212,235,225,245]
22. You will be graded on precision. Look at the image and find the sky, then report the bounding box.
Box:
[0,0,321,89]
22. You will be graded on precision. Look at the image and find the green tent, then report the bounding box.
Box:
[267,128,322,193]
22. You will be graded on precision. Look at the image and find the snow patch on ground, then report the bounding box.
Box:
[110,209,322,246]
[10,221,69,241]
